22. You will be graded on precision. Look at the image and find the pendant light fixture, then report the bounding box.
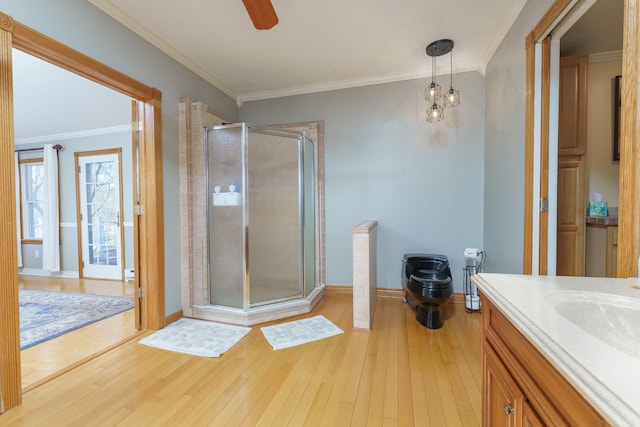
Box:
[427,101,445,123]
[425,39,460,123]
[425,52,441,103]
[444,44,460,107]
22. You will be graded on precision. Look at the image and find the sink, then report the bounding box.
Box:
[546,290,640,358]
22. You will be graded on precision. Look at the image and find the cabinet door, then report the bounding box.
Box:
[484,345,524,427]
[556,156,585,276]
[523,400,545,427]
[558,56,587,156]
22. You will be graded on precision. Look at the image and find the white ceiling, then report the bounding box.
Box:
[12,49,131,142]
[560,0,623,57]
[88,0,529,104]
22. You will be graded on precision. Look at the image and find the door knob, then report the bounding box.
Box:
[503,403,515,416]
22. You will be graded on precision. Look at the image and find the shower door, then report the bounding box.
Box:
[207,125,245,309]
[207,124,316,309]
[247,129,303,306]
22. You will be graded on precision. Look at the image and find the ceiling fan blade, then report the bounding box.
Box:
[242,0,279,30]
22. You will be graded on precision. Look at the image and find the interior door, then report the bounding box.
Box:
[76,150,124,280]
[556,156,585,275]
[556,56,587,276]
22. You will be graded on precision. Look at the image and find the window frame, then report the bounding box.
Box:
[18,156,44,244]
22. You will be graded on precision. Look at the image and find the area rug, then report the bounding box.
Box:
[19,289,134,350]
[138,318,251,357]
[260,315,344,350]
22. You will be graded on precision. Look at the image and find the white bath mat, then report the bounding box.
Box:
[261,315,344,350]
[139,318,251,357]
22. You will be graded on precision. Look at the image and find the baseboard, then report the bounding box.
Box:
[324,285,466,303]
[324,285,353,297]
[165,310,183,326]
[377,288,404,299]
[324,285,404,299]
[450,293,465,304]
[18,268,79,279]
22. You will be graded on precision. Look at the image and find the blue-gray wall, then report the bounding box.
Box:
[241,73,485,292]
[5,0,559,313]
[3,0,239,315]
[483,0,554,274]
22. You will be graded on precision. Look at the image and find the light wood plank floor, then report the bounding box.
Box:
[4,294,481,426]
[18,275,138,390]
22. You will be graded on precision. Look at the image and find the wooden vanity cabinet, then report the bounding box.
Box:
[482,298,609,426]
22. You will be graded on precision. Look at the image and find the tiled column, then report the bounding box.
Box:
[352,220,377,330]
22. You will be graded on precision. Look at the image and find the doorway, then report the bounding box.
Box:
[13,51,135,391]
[0,12,165,411]
[523,0,637,278]
[562,1,623,278]
[76,150,125,280]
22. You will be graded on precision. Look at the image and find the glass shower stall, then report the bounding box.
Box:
[206,123,317,310]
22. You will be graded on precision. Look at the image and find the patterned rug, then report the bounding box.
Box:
[139,318,252,357]
[261,315,344,350]
[19,289,134,350]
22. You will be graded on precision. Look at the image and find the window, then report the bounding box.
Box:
[20,158,44,241]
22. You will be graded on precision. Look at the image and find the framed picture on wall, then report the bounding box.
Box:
[614,75,622,161]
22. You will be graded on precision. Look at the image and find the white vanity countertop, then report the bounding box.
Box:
[472,273,640,427]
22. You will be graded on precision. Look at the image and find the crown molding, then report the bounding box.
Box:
[589,50,623,64]
[15,125,130,145]
[482,0,529,67]
[237,63,479,104]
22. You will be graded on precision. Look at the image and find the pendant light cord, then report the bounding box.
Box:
[432,55,436,85]
[449,50,453,89]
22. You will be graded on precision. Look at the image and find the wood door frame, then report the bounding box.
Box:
[524,0,640,278]
[0,11,165,411]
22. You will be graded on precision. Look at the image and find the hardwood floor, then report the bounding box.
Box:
[18,275,138,391]
[4,294,481,426]
[18,275,135,297]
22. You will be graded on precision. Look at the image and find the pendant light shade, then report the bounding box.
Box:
[425,53,441,102]
[427,101,444,123]
[425,82,441,103]
[425,39,460,122]
[444,45,460,107]
[444,87,460,107]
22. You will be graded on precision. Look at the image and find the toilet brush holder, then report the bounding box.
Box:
[463,266,482,313]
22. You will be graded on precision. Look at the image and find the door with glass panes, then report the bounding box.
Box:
[76,150,124,280]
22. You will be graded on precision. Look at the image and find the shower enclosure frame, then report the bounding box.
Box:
[205,123,316,311]
[178,99,325,326]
